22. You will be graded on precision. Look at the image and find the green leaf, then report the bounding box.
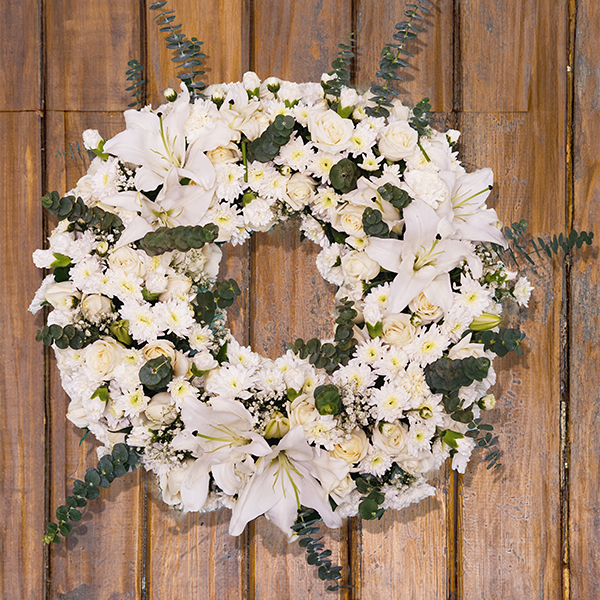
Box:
[441,429,464,449]
[91,385,109,403]
[330,158,358,193]
[314,384,342,416]
[50,253,72,268]
[139,356,173,391]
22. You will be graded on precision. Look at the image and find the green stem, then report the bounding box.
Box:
[241,141,248,182]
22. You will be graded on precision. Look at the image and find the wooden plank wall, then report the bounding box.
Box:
[1,1,598,598]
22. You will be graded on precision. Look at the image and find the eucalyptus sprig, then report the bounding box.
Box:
[321,33,355,106]
[366,0,430,118]
[43,444,139,544]
[291,507,347,592]
[150,1,206,96]
[493,219,594,267]
[125,59,147,109]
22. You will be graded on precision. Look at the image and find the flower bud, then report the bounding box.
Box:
[163,87,177,102]
[470,312,502,331]
[478,394,496,410]
[264,411,290,439]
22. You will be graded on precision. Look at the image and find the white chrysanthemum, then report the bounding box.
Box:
[227,339,262,370]
[402,169,449,209]
[374,345,408,379]
[359,447,393,477]
[168,377,198,407]
[513,276,534,307]
[456,276,493,317]
[90,156,121,199]
[262,172,289,201]
[115,387,150,418]
[127,426,153,448]
[155,299,195,338]
[400,363,430,406]
[276,135,314,170]
[300,214,329,247]
[332,359,376,393]
[310,152,342,183]
[355,337,386,365]
[370,382,410,421]
[205,203,245,243]
[69,230,97,263]
[215,162,246,202]
[349,122,378,156]
[205,364,255,400]
[256,366,286,394]
[405,422,435,456]
[305,415,341,449]
[70,257,104,294]
[247,162,276,193]
[382,480,436,511]
[184,98,221,140]
[451,436,476,473]
[188,324,214,352]
[316,243,345,286]
[243,197,276,230]
[106,268,144,302]
[405,327,450,367]
[29,274,55,314]
[409,395,445,429]
[358,152,384,171]
[312,187,341,218]
[440,305,473,342]
[362,282,390,324]
[120,301,163,343]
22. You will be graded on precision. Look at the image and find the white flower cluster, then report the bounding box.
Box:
[31,72,532,539]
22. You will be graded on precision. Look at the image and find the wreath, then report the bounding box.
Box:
[30,1,592,590]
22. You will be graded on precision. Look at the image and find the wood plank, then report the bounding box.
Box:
[457,112,565,596]
[355,0,455,112]
[569,0,600,597]
[45,0,142,111]
[145,0,247,105]
[353,4,455,599]
[0,112,46,600]
[143,2,250,598]
[460,0,538,112]
[250,2,352,597]
[0,0,41,110]
[45,111,146,600]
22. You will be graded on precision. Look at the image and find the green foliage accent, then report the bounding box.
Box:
[355,475,386,520]
[193,279,241,326]
[109,320,133,346]
[441,429,464,449]
[366,0,430,118]
[91,385,109,403]
[125,59,147,109]
[55,141,95,163]
[289,300,358,373]
[377,183,413,217]
[246,114,295,163]
[41,192,124,236]
[321,33,355,106]
[314,385,342,416]
[50,253,72,268]
[139,356,173,392]
[329,158,359,193]
[138,223,219,256]
[495,219,594,267]
[291,507,347,592]
[465,419,502,470]
[409,97,432,137]
[149,1,206,96]
[36,323,94,350]
[362,207,397,238]
[43,444,139,544]
[471,327,525,357]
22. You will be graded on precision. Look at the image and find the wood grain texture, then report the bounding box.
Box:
[0,0,41,111]
[145,2,250,597]
[44,111,145,600]
[460,0,538,112]
[145,0,247,105]
[249,3,352,597]
[0,113,45,600]
[355,0,455,112]
[45,0,141,111]
[569,0,600,597]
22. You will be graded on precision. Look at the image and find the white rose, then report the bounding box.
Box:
[409,293,444,324]
[84,337,122,380]
[381,313,418,346]
[193,351,219,372]
[372,421,408,456]
[288,394,319,428]
[378,120,418,161]
[108,246,146,278]
[141,340,188,377]
[285,173,316,211]
[278,81,303,103]
[158,275,192,302]
[242,71,261,91]
[334,204,365,236]
[331,428,369,464]
[206,144,241,164]
[390,100,411,121]
[307,109,354,152]
[66,398,90,428]
[341,251,380,283]
[329,473,357,503]
[81,294,113,320]
[82,129,103,151]
[339,87,359,109]
[259,76,281,98]
[145,392,177,425]
[45,281,81,310]
[159,459,194,506]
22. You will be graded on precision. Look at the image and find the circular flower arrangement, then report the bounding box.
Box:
[31,72,533,545]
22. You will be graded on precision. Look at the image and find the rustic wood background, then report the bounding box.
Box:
[1,0,598,598]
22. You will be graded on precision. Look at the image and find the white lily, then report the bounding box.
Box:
[173,397,272,512]
[436,168,507,247]
[366,199,482,314]
[229,425,348,537]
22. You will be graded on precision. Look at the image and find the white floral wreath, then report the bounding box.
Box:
[31,71,533,542]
